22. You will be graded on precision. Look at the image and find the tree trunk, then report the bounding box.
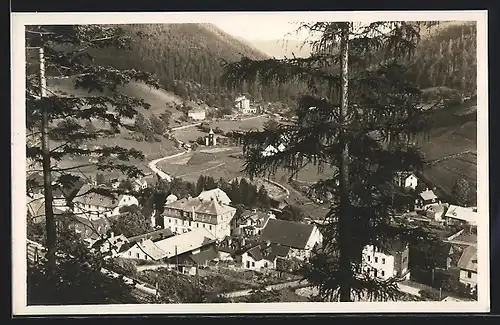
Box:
[39,46,57,265]
[338,22,352,302]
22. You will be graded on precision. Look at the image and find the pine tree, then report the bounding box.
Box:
[222,21,437,302]
[25,25,159,266]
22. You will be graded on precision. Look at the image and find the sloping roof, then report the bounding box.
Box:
[197,188,231,205]
[217,245,236,254]
[419,189,438,201]
[71,214,119,239]
[445,205,477,225]
[127,228,174,244]
[154,228,216,259]
[260,219,315,249]
[190,246,219,265]
[137,239,167,260]
[457,245,477,272]
[72,184,119,208]
[195,199,236,216]
[245,242,290,262]
[166,194,178,203]
[380,239,409,257]
[27,196,67,222]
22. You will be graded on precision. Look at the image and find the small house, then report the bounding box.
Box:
[457,245,478,290]
[416,189,439,209]
[444,205,478,227]
[188,109,206,121]
[362,240,411,281]
[395,171,419,190]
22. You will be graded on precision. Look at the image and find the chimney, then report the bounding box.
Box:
[110,232,114,239]
[266,240,271,247]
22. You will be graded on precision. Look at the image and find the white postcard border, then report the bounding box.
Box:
[11,10,490,315]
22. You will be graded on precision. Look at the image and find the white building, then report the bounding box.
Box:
[72,184,139,220]
[188,109,206,121]
[444,205,478,226]
[163,189,236,241]
[197,187,231,206]
[458,245,477,290]
[395,172,419,190]
[204,128,217,146]
[235,95,250,111]
[361,241,411,281]
[259,218,323,261]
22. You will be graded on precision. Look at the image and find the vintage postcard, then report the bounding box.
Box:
[11,10,489,315]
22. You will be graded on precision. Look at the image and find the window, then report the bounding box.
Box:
[381,270,385,276]
[382,258,385,264]
[128,251,131,256]
[374,269,378,278]
[196,223,199,228]
[136,253,140,259]
[252,262,255,267]
[467,271,472,278]
[374,257,378,263]
[264,262,268,267]
[246,261,250,268]
[367,255,371,262]
[209,225,213,230]
[403,256,408,263]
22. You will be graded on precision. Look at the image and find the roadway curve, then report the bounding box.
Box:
[147,115,267,182]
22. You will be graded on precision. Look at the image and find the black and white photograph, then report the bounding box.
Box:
[11,11,489,315]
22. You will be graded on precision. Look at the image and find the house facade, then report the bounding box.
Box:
[458,245,478,289]
[72,184,139,220]
[162,191,236,241]
[362,240,411,281]
[416,189,439,209]
[234,95,250,111]
[259,218,323,261]
[240,242,290,270]
[395,172,419,190]
[188,109,206,121]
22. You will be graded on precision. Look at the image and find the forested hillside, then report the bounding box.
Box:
[82,22,476,111]
[409,22,477,97]
[89,23,305,109]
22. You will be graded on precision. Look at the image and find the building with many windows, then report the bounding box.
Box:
[162,189,236,241]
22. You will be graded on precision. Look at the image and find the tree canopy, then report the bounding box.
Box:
[222,21,437,302]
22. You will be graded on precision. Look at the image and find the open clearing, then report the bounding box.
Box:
[174,115,272,143]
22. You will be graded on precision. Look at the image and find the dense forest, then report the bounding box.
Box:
[89,23,306,109]
[86,22,476,111]
[408,22,477,97]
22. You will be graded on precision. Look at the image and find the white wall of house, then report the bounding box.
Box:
[188,111,206,121]
[119,244,152,261]
[305,226,323,250]
[163,212,234,240]
[405,175,418,189]
[73,203,114,220]
[241,252,275,270]
[114,195,139,213]
[218,251,233,261]
[362,245,397,280]
[459,269,478,287]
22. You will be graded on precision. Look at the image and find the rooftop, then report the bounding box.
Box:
[457,245,477,272]
[419,189,438,201]
[259,218,316,250]
[445,205,478,225]
[153,228,216,259]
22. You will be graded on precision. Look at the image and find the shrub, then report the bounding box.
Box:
[419,289,441,301]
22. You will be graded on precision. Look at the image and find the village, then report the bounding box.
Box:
[26,92,479,303]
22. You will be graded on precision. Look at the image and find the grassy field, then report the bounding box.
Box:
[42,79,184,180]
[174,115,272,143]
[49,78,184,120]
[421,152,477,200]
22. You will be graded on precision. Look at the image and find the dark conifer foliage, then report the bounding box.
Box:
[222,21,440,302]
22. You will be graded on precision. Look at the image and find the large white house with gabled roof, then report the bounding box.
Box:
[162,189,236,240]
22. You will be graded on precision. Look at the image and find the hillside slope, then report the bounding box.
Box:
[246,39,312,58]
